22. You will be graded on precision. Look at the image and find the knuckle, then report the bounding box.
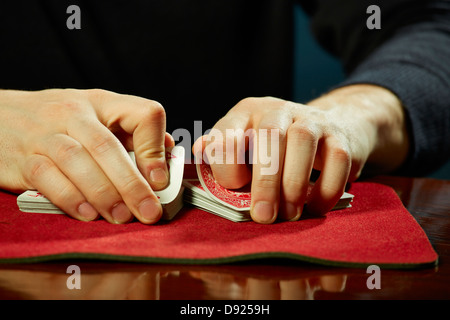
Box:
[90,133,119,156]
[287,123,317,144]
[239,96,276,105]
[118,173,145,194]
[283,175,307,191]
[150,100,165,114]
[253,175,279,191]
[239,97,259,105]
[233,96,283,114]
[318,183,343,199]
[258,122,287,139]
[26,156,52,181]
[330,145,351,164]
[139,145,166,160]
[91,182,115,200]
[234,97,262,111]
[86,88,109,99]
[85,88,111,105]
[54,140,83,162]
[48,184,73,207]
[140,101,166,123]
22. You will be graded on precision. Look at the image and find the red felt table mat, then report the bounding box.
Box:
[0,174,438,269]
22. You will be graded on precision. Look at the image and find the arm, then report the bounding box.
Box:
[308,84,410,177]
[304,0,450,175]
[199,0,449,224]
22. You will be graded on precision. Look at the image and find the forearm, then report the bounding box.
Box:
[338,26,450,175]
[306,0,450,175]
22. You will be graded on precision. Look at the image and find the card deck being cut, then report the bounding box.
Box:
[17,145,354,223]
[17,146,185,221]
[182,161,354,222]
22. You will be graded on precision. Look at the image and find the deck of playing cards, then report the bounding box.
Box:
[17,146,185,221]
[182,161,354,222]
[17,145,354,223]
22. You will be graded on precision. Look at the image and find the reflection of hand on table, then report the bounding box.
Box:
[188,271,346,300]
[0,268,163,299]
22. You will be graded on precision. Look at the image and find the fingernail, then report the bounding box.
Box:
[150,168,168,185]
[285,202,302,221]
[111,202,132,224]
[252,201,276,224]
[77,202,98,221]
[139,198,162,223]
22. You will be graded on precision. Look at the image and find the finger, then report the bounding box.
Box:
[250,116,289,224]
[43,134,133,224]
[67,117,162,224]
[192,135,206,159]
[205,116,253,189]
[164,132,175,148]
[307,136,351,215]
[90,90,169,190]
[132,102,168,191]
[114,131,174,151]
[279,121,318,221]
[23,154,98,222]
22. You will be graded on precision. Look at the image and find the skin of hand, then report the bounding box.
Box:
[0,88,175,224]
[194,84,409,224]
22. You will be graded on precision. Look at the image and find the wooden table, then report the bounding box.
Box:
[0,175,449,300]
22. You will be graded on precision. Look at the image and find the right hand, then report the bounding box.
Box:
[193,85,409,224]
[0,88,174,224]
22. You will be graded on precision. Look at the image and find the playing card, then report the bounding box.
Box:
[17,190,65,214]
[196,161,251,211]
[17,146,186,221]
[182,179,251,222]
[182,161,354,222]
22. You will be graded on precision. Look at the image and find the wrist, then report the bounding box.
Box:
[308,84,410,175]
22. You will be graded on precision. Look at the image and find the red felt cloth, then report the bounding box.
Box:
[0,167,438,268]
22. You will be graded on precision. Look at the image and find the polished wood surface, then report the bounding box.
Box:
[0,175,449,300]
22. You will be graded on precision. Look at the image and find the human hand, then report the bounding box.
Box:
[0,89,174,224]
[194,85,409,223]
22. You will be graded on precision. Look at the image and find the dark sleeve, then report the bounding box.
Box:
[301,0,450,176]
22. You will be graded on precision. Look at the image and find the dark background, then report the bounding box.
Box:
[293,4,450,180]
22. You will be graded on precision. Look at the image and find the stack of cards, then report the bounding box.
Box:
[17,145,354,223]
[182,161,354,222]
[17,146,185,221]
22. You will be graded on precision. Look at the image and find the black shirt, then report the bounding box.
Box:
[0,0,293,133]
[1,0,449,175]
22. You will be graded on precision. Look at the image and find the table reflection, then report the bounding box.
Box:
[1,175,448,300]
[0,262,349,300]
